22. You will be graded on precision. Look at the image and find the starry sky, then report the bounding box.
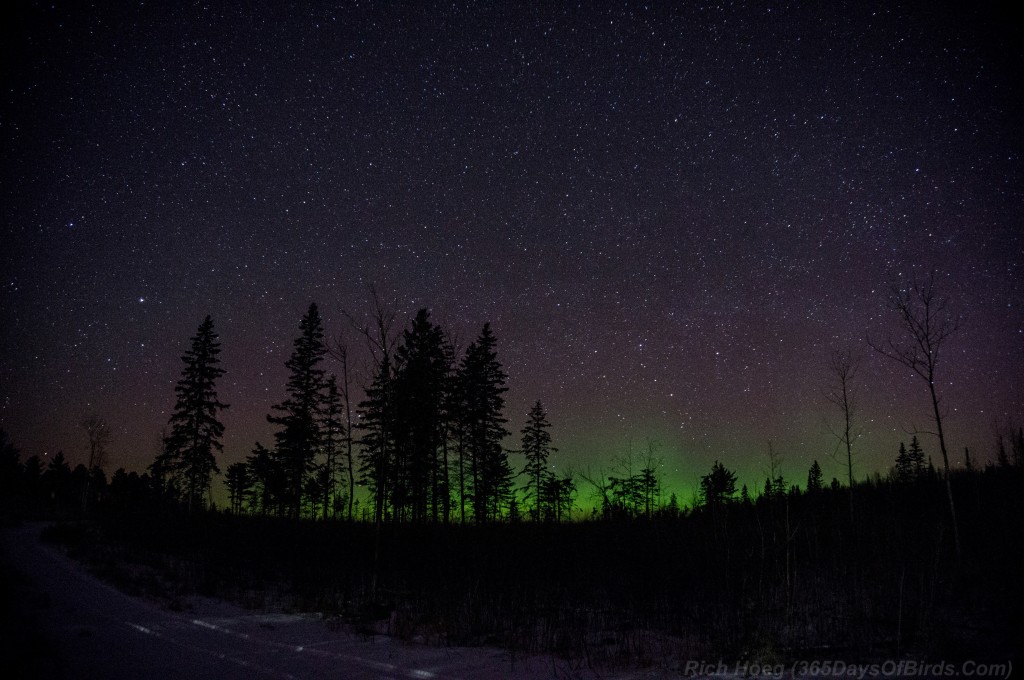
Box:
[2,1,1022,502]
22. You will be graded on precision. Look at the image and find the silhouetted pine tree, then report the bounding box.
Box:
[606,473,638,517]
[348,290,400,526]
[894,442,913,483]
[155,315,228,511]
[246,442,281,515]
[330,339,358,521]
[359,352,396,524]
[459,323,510,522]
[636,463,660,517]
[701,460,737,508]
[268,303,327,519]
[807,460,824,493]
[907,435,926,479]
[664,491,682,517]
[224,461,251,514]
[392,309,450,523]
[893,437,928,486]
[318,374,344,519]
[448,349,470,523]
[519,400,555,521]
[760,473,786,501]
[544,475,575,522]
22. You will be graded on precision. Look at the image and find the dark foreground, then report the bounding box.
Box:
[0,522,607,680]
[4,467,1023,677]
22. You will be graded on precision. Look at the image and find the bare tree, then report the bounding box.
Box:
[578,467,613,519]
[579,441,662,519]
[340,288,400,599]
[825,349,859,522]
[82,414,112,472]
[81,414,112,511]
[764,439,786,497]
[343,288,399,526]
[869,273,961,555]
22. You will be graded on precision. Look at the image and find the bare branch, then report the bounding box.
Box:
[81,414,112,471]
[340,284,400,367]
[870,270,962,555]
[578,468,611,510]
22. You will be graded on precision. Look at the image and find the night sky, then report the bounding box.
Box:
[3,2,1022,503]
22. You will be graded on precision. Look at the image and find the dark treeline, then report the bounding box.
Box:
[11,445,1022,664]
[12,278,1008,528]
[0,428,151,518]
[3,418,1024,664]
[2,279,1022,666]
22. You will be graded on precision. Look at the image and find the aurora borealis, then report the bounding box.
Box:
[2,1,1021,502]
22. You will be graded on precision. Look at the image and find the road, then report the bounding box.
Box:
[0,522,602,680]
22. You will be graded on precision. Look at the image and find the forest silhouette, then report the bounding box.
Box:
[2,281,1022,667]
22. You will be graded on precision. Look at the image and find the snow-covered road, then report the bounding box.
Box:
[1,523,605,679]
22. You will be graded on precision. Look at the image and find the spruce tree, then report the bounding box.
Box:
[807,460,823,493]
[701,460,737,508]
[331,339,358,521]
[349,291,400,525]
[224,461,251,514]
[156,315,228,511]
[637,463,660,517]
[907,435,926,480]
[666,491,681,517]
[318,375,344,519]
[459,323,510,522]
[246,442,279,515]
[268,303,327,519]
[552,476,576,522]
[358,352,395,524]
[392,309,449,523]
[894,442,912,483]
[519,400,555,521]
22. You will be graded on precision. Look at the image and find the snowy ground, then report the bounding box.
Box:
[1,522,673,679]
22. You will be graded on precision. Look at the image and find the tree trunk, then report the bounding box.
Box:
[929,377,961,556]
